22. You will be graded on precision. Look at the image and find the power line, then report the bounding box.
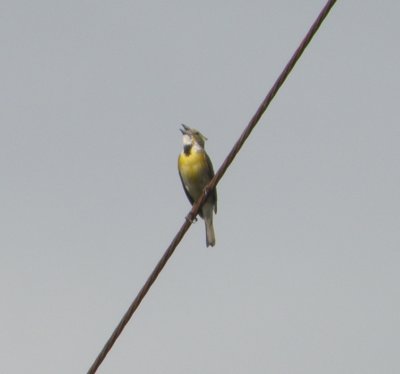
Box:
[87,1,337,372]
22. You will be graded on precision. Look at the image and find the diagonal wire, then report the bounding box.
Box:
[87,1,337,372]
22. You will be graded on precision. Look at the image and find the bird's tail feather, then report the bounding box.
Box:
[205,216,215,247]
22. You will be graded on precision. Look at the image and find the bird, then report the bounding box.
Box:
[178,124,217,247]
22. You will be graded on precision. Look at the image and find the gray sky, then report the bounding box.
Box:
[1,1,399,373]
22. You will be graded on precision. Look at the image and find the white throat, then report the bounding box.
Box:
[182,134,192,146]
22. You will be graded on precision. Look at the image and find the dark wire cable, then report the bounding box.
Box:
[87,1,337,372]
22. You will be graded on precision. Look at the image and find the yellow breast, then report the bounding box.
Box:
[178,150,210,199]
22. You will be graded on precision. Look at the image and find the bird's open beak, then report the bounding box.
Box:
[180,124,190,134]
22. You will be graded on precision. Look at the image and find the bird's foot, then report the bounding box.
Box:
[185,214,198,224]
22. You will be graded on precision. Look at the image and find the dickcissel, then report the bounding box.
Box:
[178,124,217,247]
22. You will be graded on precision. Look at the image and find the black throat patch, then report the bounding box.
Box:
[183,144,192,155]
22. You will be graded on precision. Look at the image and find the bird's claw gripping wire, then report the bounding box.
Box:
[185,214,198,224]
[203,186,211,197]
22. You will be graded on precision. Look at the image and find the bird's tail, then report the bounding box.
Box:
[205,217,215,247]
[203,207,216,247]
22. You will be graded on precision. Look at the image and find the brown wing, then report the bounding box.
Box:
[178,169,195,206]
[205,152,217,214]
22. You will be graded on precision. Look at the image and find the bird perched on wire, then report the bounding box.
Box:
[178,124,217,247]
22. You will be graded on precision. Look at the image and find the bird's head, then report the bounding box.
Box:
[180,124,207,148]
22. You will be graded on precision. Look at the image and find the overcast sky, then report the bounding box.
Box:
[1,1,399,373]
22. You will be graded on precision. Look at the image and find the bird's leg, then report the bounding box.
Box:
[185,213,198,224]
[203,183,213,197]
